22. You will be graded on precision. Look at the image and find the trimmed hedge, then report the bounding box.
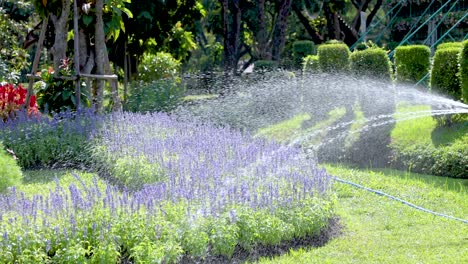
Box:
[436,42,463,51]
[254,60,278,72]
[391,142,467,178]
[350,48,392,80]
[293,40,315,67]
[460,40,468,103]
[303,55,320,72]
[430,47,462,100]
[317,43,350,72]
[0,143,22,193]
[394,45,430,84]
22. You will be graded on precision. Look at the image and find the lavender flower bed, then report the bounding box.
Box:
[0,111,334,262]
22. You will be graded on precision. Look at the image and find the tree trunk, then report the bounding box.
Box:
[220,0,241,74]
[271,0,293,61]
[94,0,106,112]
[50,0,71,76]
[256,0,270,60]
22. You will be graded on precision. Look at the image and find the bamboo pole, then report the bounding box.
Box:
[24,16,48,110]
[73,0,81,108]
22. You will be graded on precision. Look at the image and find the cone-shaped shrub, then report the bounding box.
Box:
[394,45,430,84]
[350,48,392,81]
[317,43,350,72]
[460,40,468,103]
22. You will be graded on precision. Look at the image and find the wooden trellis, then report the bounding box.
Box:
[24,1,118,110]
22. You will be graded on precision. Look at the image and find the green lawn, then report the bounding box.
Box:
[258,165,468,264]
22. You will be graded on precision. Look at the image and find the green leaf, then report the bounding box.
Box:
[82,15,94,26]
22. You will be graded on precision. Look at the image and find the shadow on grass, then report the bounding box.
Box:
[431,117,468,147]
[22,169,69,185]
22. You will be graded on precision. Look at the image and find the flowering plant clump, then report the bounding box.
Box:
[0,111,335,262]
[0,83,39,121]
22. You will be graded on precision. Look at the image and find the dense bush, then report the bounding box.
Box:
[254,60,278,72]
[303,55,320,72]
[317,43,350,72]
[391,142,467,178]
[138,52,181,83]
[0,142,22,193]
[436,42,463,50]
[0,109,100,169]
[430,47,461,100]
[460,40,468,103]
[350,48,392,80]
[125,80,186,113]
[394,45,430,84]
[293,40,315,67]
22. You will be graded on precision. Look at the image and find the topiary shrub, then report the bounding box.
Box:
[430,47,462,100]
[317,43,350,72]
[350,47,392,81]
[394,45,430,85]
[254,60,278,73]
[436,42,463,51]
[431,46,464,127]
[303,55,320,72]
[0,142,22,193]
[293,40,315,68]
[460,40,468,103]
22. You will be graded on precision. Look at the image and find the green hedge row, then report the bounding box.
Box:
[430,47,462,99]
[460,40,468,103]
[391,142,467,178]
[350,48,392,80]
[317,43,350,72]
[394,45,431,84]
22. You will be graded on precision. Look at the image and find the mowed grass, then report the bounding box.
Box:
[258,165,468,264]
[391,104,468,148]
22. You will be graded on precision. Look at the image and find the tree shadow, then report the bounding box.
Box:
[431,117,468,147]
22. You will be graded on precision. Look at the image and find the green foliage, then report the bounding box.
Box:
[460,40,468,103]
[394,45,430,84]
[0,143,22,193]
[0,0,34,82]
[110,155,166,190]
[391,105,468,178]
[138,52,181,83]
[293,41,316,67]
[125,79,186,113]
[436,42,463,51]
[392,142,468,178]
[303,55,320,72]
[317,43,351,72]
[0,113,95,169]
[185,35,223,72]
[254,60,278,72]
[350,48,392,80]
[430,47,461,100]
